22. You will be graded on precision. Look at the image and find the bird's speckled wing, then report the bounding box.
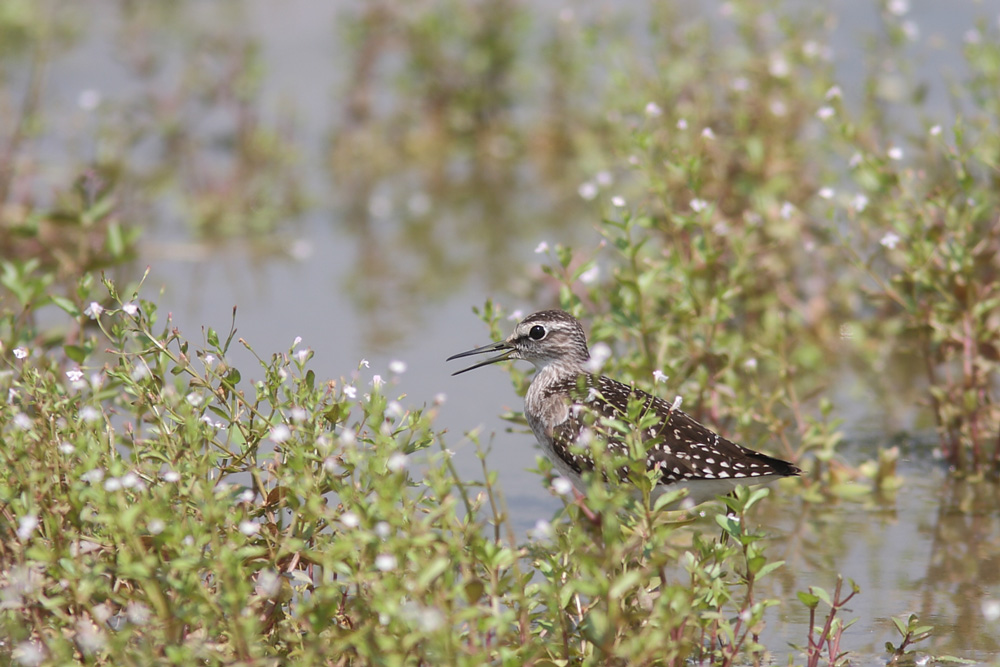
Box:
[542,374,799,484]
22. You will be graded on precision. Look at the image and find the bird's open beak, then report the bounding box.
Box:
[446,341,515,376]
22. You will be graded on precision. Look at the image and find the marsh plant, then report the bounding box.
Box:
[2,0,999,664]
[1,277,821,665]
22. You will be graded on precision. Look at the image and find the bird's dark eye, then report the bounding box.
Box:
[529,325,546,340]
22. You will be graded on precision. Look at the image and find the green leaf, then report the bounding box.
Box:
[50,295,81,318]
[207,328,220,348]
[754,559,785,580]
[106,221,125,258]
[797,591,819,609]
[609,571,642,600]
[416,558,449,589]
[811,586,832,607]
[65,345,88,363]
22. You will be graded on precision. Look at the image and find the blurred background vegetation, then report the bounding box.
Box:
[1,0,999,664]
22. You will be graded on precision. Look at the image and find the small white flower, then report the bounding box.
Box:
[162,470,180,483]
[407,191,431,216]
[79,406,101,423]
[126,601,151,626]
[670,395,684,411]
[701,127,715,139]
[341,511,360,528]
[825,85,842,100]
[131,364,150,381]
[77,89,101,111]
[880,232,901,249]
[611,196,626,207]
[386,401,404,420]
[816,106,835,120]
[507,309,524,321]
[585,342,612,373]
[578,181,599,200]
[388,360,407,375]
[239,520,260,536]
[59,442,75,454]
[370,375,383,389]
[375,554,397,572]
[982,599,1000,622]
[255,569,282,599]
[690,198,708,213]
[81,468,105,484]
[887,0,909,16]
[852,194,869,212]
[13,413,31,430]
[780,202,795,219]
[12,640,46,667]
[627,155,640,166]
[121,472,140,489]
[295,349,309,364]
[579,265,600,284]
[887,146,904,160]
[203,353,217,366]
[529,519,553,541]
[676,118,688,130]
[84,302,104,319]
[644,101,663,117]
[818,187,835,200]
[551,477,573,496]
[731,77,749,92]
[359,359,370,369]
[270,424,291,443]
[186,392,203,407]
[930,124,942,136]
[121,302,138,316]
[343,385,357,399]
[964,29,981,45]
[104,477,122,492]
[13,347,28,359]
[374,521,391,539]
[433,393,447,405]
[901,20,919,40]
[653,370,668,383]
[595,170,613,187]
[387,452,407,472]
[534,241,549,254]
[770,100,787,117]
[66,368,84,382]
[849,152,864,168]
[340,428,357,446]
[148,519,165,535]
[743,357,758,371]
[290,407,307,422]
[238,489,255,503]
[17,514,38,540]
[769,56,790,78]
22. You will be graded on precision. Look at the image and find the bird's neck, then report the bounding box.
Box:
[530,358,589,389]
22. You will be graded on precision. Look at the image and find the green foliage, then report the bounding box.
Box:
[1,278,798,665]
